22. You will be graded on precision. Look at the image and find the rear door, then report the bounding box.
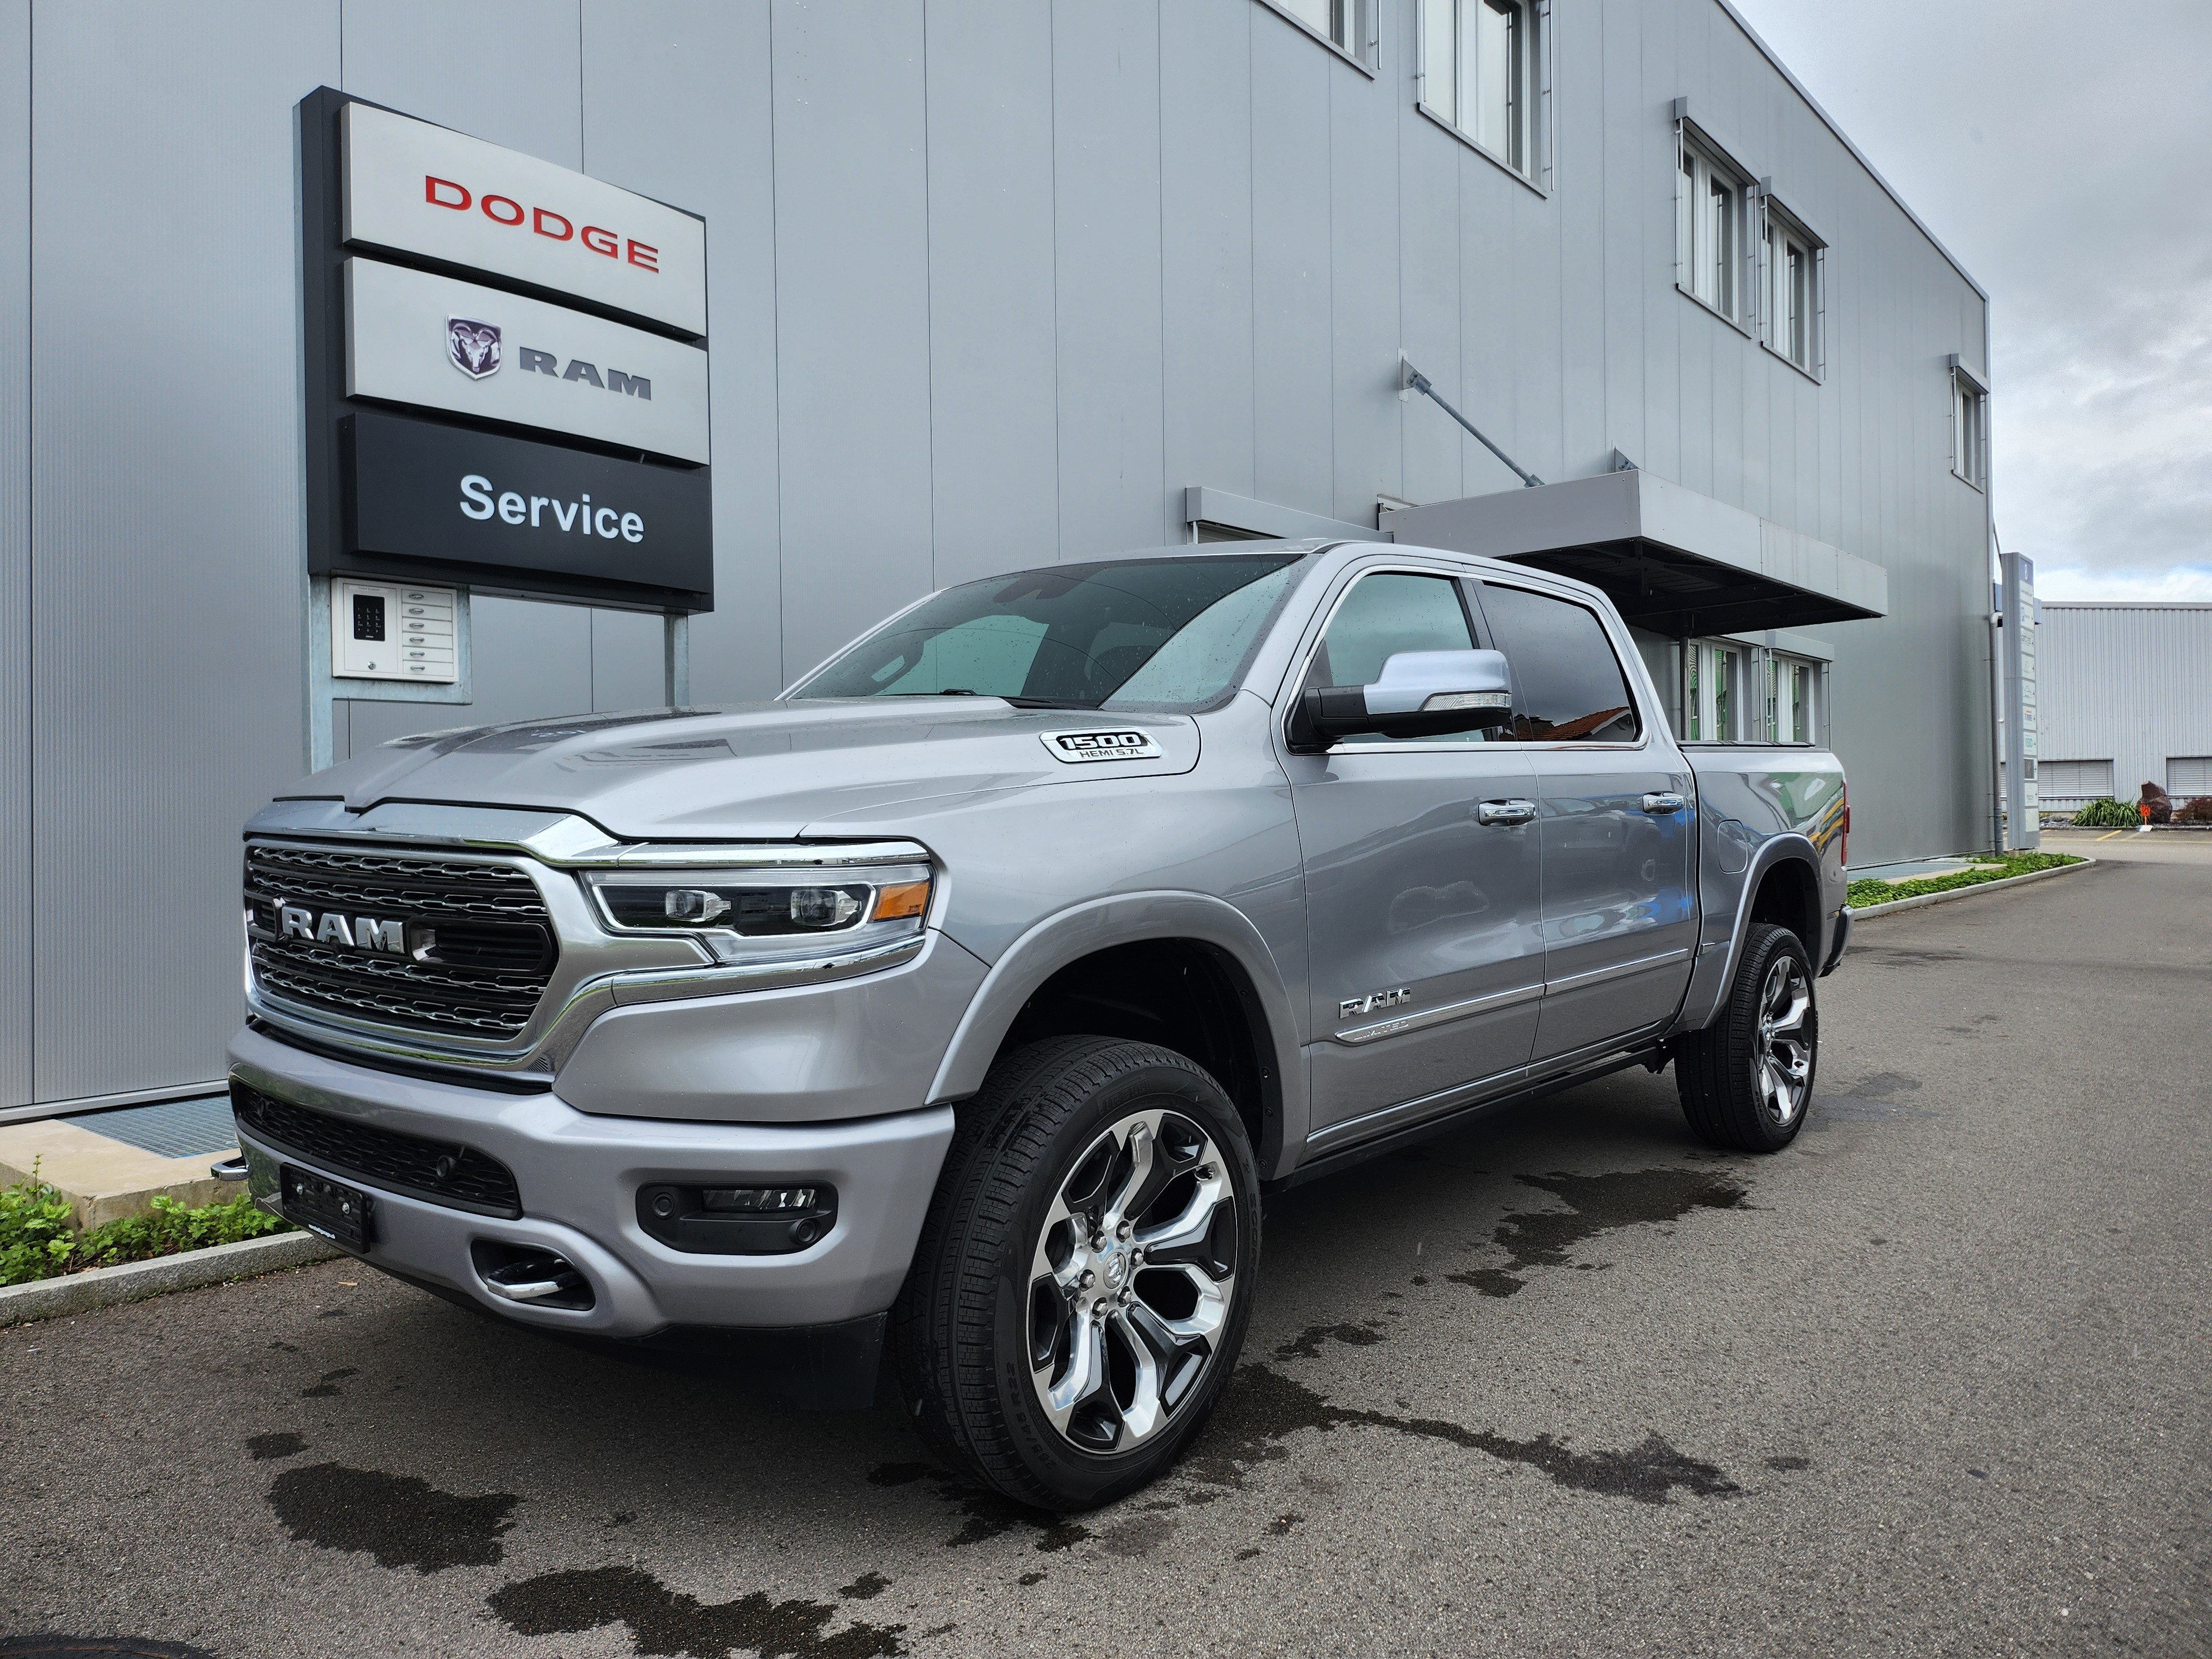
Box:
[1284,566,1545,1146]
[1474,578,1696,1063]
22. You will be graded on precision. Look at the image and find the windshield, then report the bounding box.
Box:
[789,555,1307,711]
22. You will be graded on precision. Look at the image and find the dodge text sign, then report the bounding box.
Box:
[345,259,711,465]
[341,101,707,336]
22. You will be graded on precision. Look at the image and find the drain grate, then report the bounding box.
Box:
[61,1094,238,1160]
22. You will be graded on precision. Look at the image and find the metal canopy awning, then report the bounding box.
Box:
[1378,469,1887,635]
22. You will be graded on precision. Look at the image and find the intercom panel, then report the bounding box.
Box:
[332,578,460,682]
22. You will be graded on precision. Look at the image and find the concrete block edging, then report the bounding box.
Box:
[1851,855,2094,921]
[0,1230,343,1326]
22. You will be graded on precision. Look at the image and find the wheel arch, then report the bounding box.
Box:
[928,894,1306,1178]
[1672,836,1825,1036]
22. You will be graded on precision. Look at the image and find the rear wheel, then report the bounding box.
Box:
[1675,922,1818,1151]
[895,1036,1258,1510]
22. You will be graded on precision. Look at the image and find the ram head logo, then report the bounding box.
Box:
[446,316,501,379]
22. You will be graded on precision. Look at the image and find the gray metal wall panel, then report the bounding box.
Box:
[1160,0,1257,520]
[1051,0,1167,557]
[925,0,1062,588]
[0,0,25,1105]
[29,1,336,1103]
[1554,0,1608,485]
[1396,46,1463,509]
[1598,0,1646,479]
[771,0,934,675]
[341,0,583,166]
[1328,22,1398,523]
[582,0,783,702]
[589,607,665,712]
[2040,607,2212,805]
[1249,11,1333,520]
[342,597,596,759]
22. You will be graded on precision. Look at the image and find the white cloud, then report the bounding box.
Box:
[2035,564,2212,604]
[1729,0,2212,585]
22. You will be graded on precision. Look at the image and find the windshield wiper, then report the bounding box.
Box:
[878,690,1100,709]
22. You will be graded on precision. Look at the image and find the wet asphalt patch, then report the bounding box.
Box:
[0,1642,218,1658]
[486,1564,906,1659]
[298,1366,356,1398]
[1183,1364,1740,1506]
[267,1463,517,1572]
[244,1431,305,1460]
[1441,1166,1749,1296]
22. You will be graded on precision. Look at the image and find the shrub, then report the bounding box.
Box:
[0,1169,293,1287]
[2071,797,2139,827]
[2174,795,2212,825]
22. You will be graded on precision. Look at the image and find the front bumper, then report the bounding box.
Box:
[228,1024,954,1340]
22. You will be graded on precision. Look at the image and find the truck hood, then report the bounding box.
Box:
[291,698,1200,841]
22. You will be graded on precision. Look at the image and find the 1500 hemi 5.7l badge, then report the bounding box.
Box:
[1040,730,1167,763]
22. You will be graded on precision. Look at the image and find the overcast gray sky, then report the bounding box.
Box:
[1729,0,2212,601]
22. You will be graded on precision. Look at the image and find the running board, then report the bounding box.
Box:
[1265,1042,1669,1193]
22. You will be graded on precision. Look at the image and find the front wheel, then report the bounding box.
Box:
[894,1036,1259,1510]
[1674,922,1818,1151]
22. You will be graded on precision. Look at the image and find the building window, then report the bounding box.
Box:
[1419,0,1542,179]
[2169,756,2212,798]
[1684,640,1746,741]
[1760,201,1824,377]
[1267,0,1378,70]
[2041,759,2115,802]
[1768,653,1819,743]
[1677,135,1747,324]
[1950,361,1988,489]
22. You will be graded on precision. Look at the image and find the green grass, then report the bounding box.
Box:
[1846,850,2082,911]
[0,1161,295,1288]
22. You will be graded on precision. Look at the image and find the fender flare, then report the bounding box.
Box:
[1673,833,1824,1036]
[926,891,1308,1175]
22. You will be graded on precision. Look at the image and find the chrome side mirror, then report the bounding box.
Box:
[1290,649,1515,751]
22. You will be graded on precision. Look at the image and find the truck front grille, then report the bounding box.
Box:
[231,1078,523,1217]
[244,843,557,1039]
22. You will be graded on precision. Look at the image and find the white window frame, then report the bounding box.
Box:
[1682,639,1750,743]
[1416,0,1552,192]
[1259,0,1380,76]
[1949,355,1989,491]
[1681,639,1824,745]
[1674,114,1752,331]
[1757,192,1825,381]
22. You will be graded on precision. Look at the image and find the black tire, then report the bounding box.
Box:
[894,1036,1260,1510]
[1675,922,1819,1152]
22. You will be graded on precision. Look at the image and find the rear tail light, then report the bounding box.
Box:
[1840,795,1850,869]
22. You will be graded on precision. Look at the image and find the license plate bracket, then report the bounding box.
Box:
[280,1165,373,1250]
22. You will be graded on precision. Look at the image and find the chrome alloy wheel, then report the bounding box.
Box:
[1754,954,1814,1126]
[1026,1108,1238,1455]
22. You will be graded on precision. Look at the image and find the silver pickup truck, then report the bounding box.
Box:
[228,539,1848,1508]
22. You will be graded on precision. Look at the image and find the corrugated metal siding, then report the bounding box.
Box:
[2039,604,2212,804]
[0,2,27,1106]
[1,0,1995,1107]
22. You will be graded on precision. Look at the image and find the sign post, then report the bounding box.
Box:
[2000,551,2038,850]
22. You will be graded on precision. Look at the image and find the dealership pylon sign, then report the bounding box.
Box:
[299,86,712,613]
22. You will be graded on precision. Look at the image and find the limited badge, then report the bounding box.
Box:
[1040,729,1166,764]
[446,315,502,379]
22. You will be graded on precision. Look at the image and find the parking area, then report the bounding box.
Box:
[4,833,2208,1658]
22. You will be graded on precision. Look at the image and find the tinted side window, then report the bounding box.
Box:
[1477,582,1640,742]
[1305,571,1489,746]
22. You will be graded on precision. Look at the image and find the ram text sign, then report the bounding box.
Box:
[345,259,710,464]
[341,101,707,336]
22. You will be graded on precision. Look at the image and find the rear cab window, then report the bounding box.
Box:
[1472,580,1641,743]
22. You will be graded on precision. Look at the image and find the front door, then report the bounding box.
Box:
[1286,568,1546,1145]
[1474,578,1697,1063]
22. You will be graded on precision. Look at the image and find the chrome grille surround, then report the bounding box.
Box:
[240,815,934,1082]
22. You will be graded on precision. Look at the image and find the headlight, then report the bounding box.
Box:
[583,861,932,966]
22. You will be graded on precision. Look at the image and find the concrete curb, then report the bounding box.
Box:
[0,1229,343,1326]
[1851,855,2093,921]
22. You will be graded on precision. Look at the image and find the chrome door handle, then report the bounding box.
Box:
[1641,792,1686,814]
[1477,799,1538,826]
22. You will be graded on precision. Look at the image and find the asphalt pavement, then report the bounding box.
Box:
[5,832,2208,1658]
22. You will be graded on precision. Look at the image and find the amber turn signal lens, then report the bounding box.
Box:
[873,879,931,920]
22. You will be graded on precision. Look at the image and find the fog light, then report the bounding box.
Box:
[702,1186,817,1213]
